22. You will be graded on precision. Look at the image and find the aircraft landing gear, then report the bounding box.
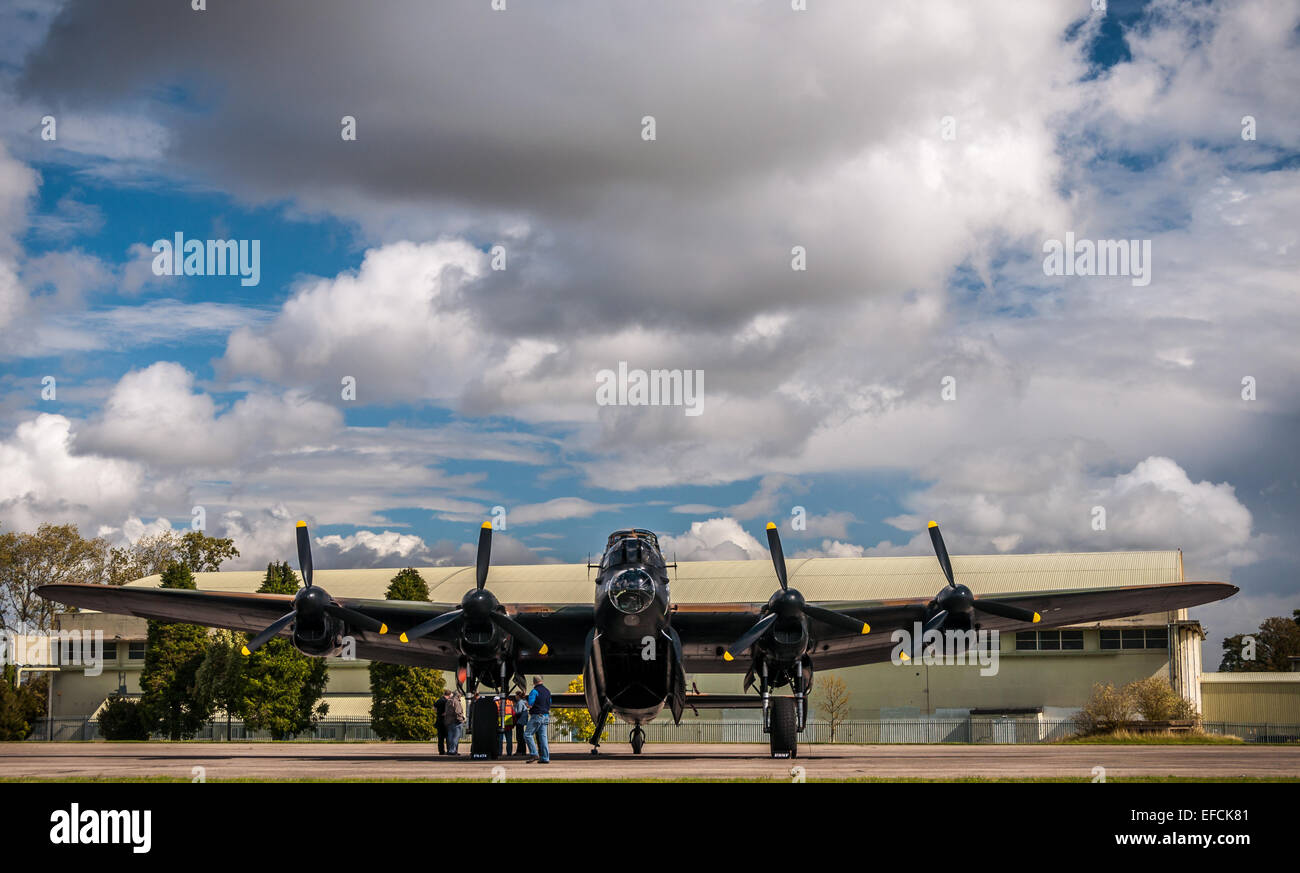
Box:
[630,724,646,755]
[768,697,798,759]
[590,702,613,755]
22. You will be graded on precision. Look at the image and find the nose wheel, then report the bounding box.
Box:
[630,725,646,755]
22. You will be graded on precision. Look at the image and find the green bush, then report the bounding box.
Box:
[1077,677,1199,735]
[0,665,47,740]
[99,696,151,740]
[1077,682,1134,734]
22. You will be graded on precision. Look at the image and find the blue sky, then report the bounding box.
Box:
[1,0,1297,656]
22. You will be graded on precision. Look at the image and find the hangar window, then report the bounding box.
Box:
[1100,628,1168,650]
[102,642,117,661]
[1015,630,1083,651]
[128,642,146,660]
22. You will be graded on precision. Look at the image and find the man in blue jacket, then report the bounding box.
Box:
[523,676,551,764]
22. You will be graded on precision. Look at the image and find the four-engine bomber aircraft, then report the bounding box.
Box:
[37,520,1236,757]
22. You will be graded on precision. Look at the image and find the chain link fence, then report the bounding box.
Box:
[23,716,1300,743]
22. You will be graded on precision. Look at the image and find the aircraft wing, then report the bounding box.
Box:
[550,693,762,710]
[670,581,1238,671]
[35,583,594,672]
[37,577,1236,674]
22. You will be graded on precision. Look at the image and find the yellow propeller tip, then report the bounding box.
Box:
[481,521,493,529]
[399,633,409,643]
[927,520,938,528]
[861,623,870,635]
[723,651,734,662]
[1032,612,1041,623]
[378,624,388,635]
[240,646,250,656]
[538,644,549,655]
[765,522,777,530]
[900,652,910,661]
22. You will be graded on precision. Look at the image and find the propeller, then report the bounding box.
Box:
[399,522,548,656]
[919,520,1041,631]
[242,521,388,655]
[723,522,869,661]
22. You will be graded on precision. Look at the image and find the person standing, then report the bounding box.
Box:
[434,690,447,755]
[522,676,551,764]
[513,692,528,755]
[499,693,515,756]
[444,690,466,754]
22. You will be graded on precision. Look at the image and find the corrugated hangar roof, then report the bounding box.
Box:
[124,550,1184,605]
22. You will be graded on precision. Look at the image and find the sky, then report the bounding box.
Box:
[0,0,1296,660]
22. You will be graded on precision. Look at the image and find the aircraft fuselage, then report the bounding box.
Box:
[585,529,681,725]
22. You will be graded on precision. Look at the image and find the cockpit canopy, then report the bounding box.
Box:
[604,528,660,549]
[601,529,664,572]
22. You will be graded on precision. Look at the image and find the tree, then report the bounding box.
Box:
[1077,682,1134,734]
[1128,676,1197,722]
[551,675,609,742]
[105,529,239,586]
[369,568,445,740]
[194,629,247,741]
[139,562,212,739]
[240,562,329,739]
[814,675,852,742]
[98,695,150,741]
[0,524,107,633]
[0,664,47,740]
[1220,613,1300,672]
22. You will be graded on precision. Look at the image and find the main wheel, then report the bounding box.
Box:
[769,697,798,759]
[630,726,645,755]
[469,697,500,759]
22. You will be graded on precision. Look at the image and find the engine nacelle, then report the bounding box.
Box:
[292,614,345,657]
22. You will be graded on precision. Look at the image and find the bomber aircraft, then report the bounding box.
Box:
[37,520,1236,757]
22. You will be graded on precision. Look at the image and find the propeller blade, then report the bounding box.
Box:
[488,611,548,655]
[475,521,492,590]
[907,609,950,659]
[241,612,297,656]
[973,599,1041,623]
[296,520,314,587]
[722,613,778,662]
[325,604,387,635]
[922,609,949,635]
[927,521,955,588]
[803,604,870,635]
[399,609,464,643]
[765,523,788,590]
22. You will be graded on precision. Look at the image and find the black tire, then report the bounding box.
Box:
[470,697,500,759]
[769,697,798,759]
[630,727,645,755]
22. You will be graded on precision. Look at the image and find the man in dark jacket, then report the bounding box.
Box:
[434,691,447,755]
[513,692,528,755]
[522,676,551,764]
